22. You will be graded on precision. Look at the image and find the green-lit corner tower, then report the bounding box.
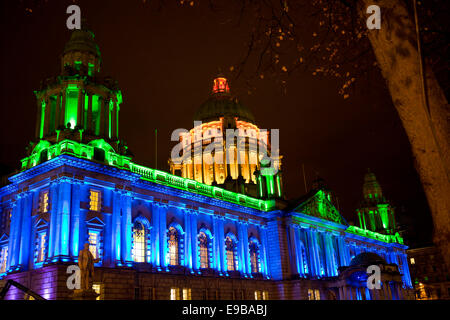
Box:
[23,25,129,170]
[356,170,397,235]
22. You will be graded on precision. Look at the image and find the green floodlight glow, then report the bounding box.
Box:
[19,139,277,212]
[346,225,403,244]
[39,100,46,139]
[65,85,78,128]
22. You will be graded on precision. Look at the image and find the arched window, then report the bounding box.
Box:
[198,231,210,269]
[225,235,238,271]
[249,239,261,273]
[168,227,179,266]
[132,222,146,263]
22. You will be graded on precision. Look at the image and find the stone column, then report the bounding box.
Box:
[212,216,224,273]
[18,191,32,268]
[111,190,122,264]
[190,210,199,272]
[295,227,305,277]
[120,192,133,265]
[150,202,160,268]
[288,224,299,276]
[35,99,43,138]
[99,96,105,136]
[55,92,62,131]
[47,182,59,260]
[87,92,93,133]
[260,224,270,277]
[338,287,344,300]
[183,209,192,270]
[70,181,82,259]
[158,203,167,269]
[111,99,117,140]
[238,220,250,276]
[43,97,51,136]
[57,177,72,258]
[77,88,84,128]
[6,198,20,269]
[59,89,67,128]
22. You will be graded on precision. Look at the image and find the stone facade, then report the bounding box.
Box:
[0,27,413,300]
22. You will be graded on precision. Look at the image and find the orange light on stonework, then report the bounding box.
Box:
[212,77,230,94]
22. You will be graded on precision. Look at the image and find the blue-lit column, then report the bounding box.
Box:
[8,193,23,270]
[47,181,59,260]
[337,235,348,267]
[323,232,332,276]
[307,227,320,277]
[400,252,412,288]
[120,191,133,266]
[183,209,192,271]
[158,203,168,270]
[212,216,222,273]
[237,220,250,277]
[259,224,269,278]
[55,177,72,259]
[102,189,113,266]
[111,189,122,265]
[150,202,160,268]
[288,224,299,276]
[217,217,226,275]
[6,200,17,271]
[299,226,311,276]
[70,181,82,260]
[190,210,199,273]
[326,232,338,276]
[8,194,24,269]
[294,226,304,277]
[18,191,33,269]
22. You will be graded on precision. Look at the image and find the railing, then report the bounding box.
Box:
[0,279,46,300]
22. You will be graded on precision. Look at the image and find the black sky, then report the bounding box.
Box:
[0,0,434,247]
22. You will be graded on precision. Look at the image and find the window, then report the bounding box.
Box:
[0,246,8,273]
[132,222,146,263]
[88,230,99,259]
[225,236,237,271]
[410,258,416,265]
[170,287,180,300]
[262,291,269,300]
[198,232,210,269]
[39,191,49,213]
[92,283,102,300]
[314,289,321,300]
[36,233,46,263]
[308,289,321,300]
[249,239,260,273]
[89,190,101,212]
[182,288,192,300]
[168,227,179,266]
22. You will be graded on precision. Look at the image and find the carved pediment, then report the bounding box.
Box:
[294,190,347,225]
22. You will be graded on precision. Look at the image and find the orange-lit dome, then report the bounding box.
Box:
[193,76,255,123]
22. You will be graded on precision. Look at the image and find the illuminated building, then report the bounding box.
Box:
[169,76,282,198]
[407,246,450,300]
[0,27,413,300]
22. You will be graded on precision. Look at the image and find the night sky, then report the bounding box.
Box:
[0,0,433,247]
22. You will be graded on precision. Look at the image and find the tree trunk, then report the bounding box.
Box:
[359,0,450,269]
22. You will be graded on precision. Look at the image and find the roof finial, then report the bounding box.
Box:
[212,74,230,94]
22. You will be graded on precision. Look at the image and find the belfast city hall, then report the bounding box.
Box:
[0,27,414,300]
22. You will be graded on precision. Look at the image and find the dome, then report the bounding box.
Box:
[194,95,256,123]
[63,28,101,59]
[193,76,256,123]
[350,252,387,266]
